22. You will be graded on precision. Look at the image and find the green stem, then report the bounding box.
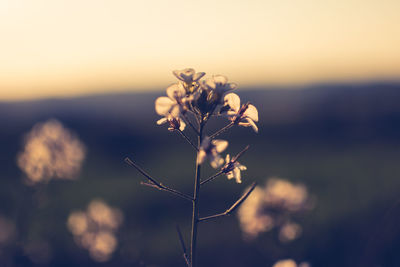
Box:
[190,120,203,267]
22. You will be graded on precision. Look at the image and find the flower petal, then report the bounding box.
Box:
[213,75,227,85]
[224,93,241,112]
[200,137,211,150]
[210,155,224,168]
[179,119,186,131]
[226,171,234,179]
[180,68,195,83]
[244,104,258,122]
[233,167,242,183]
[166,83,185,100]
[197,150,207,164]
[155,97,175,116]
[246,118,259,133]
[193,72,205,81]
[204,78,216,89]
[170,104,181,118]
[226,82,237,91]
[156,118,168,125]
[212,139,228,153]
[238,121,250,127]
[172,70,184,81]
[238,164,247,171]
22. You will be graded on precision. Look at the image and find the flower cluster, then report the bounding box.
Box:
[67,200,123,262]
[17,119,86,184]
[155,68,259,183]
[222,93,259,133]
[237,178,314,241]
[155,68,258,131]
[130,68,260,266]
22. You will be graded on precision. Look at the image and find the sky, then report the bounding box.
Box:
[0,0,399,100]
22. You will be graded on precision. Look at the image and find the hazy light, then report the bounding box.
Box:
[279,222,302,243]
[23,241,52,264]
[273,259,311,267]
[67,199,123,262]
[0,0,399,100]
[0,216,15,245]
[17,119,86,184]
[237,177,314,240]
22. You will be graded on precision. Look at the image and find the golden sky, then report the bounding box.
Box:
[1,0,399,100]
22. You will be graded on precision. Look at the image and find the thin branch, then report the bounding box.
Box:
[200,171,223,186]
[176,129,198,151]
[181,112,200,136]
[209,122,234,139]
[125,157,193,202]
[176,224,190,266]
[200,146,250,186]
[232,145,250,162]
[198,182,257,222]
[190,120,204,267]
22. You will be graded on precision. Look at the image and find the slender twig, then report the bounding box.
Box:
[176,129,198,151]
[181,112,200,136]
[200,146,250,186]
[198,182,257,222]
[190,121,203,267]
[200,171,223,186]
[209,122,234,139]
[176,224,190,266]
[125,157,193,202]
[232,145,250,162]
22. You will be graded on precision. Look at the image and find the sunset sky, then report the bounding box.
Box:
[1,0,399,100]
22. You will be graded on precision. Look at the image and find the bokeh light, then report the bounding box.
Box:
[17,119,86,184]
[0,215,15,247]
[238,177,314,241]
[67,199,123,262]
[273,259,311,267]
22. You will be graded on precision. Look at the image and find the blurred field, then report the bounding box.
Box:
[1,82,400,267]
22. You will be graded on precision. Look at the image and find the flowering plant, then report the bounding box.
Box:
[125,68,259,267]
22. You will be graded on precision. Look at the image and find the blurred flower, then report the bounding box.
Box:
[222,154,247,183]
[223,93,259,132]
[173,68,205,84]
[197,137,228,168]
[204,75,236,97]
[156,114,186,131]
[67,199,123,262]
[173,68,205,94]
[273,259,311,267]
[272,259,311,267]
[23,240,52,264]
[237,178,313,241]
[155,83,186,117]
[237,186,274,238]
[17,119,86,184]
[273,259,297,267]
[0,216,15,246]
[155,82,195,130]
[279,222,302,243]
[198,75,237,109]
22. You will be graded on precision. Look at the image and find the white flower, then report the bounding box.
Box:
[155,82,187,118]
[197,137,228,168]
[203,75,237,96]
[223,154,247,183]
[223,93,259,132]
[156,114,186,131]
[173,68,205,84]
